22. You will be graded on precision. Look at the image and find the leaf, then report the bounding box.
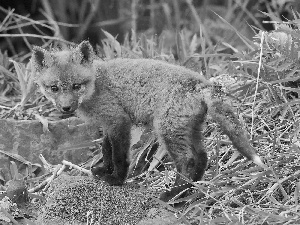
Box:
[0,170,5,185]
[34,114,49,133]
[128,128,156,178]
[223,151,240,168]
[9,60,37,108]
[10,59,26,96]
[148,145,167,172]
[0,50,10,69]
[140,34,148,58]
[269,76,300,84]
[189,34,198,54]
[0,64,18,82]
[130,29,138,50]
[176,31,186,64]
[102,29,122,57]
[260,11,282,23]
[101,39,115,59]
[213,11,255,51]
[22,63,38,107]
[0,150,31,165]
[158,33,165,55]
[10,161,22,180]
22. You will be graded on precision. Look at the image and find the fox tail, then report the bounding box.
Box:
[203,84,267,169]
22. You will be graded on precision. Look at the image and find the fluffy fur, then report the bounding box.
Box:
[31,41,266,202]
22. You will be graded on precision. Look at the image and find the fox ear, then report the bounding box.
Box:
[32,46,55,72]
[32,46,45,71]
[77,41,94,64]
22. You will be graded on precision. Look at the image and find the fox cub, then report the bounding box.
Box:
[31,41,265,201]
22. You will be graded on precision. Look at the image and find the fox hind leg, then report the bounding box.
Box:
[156,115,208,202]
[190,121,208,182]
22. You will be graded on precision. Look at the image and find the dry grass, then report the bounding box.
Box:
[1,1,300,224]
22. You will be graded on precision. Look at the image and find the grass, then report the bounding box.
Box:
[1,0,300,224]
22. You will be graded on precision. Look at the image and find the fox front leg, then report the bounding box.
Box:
[99,116,132,185]
[91,132,114,178]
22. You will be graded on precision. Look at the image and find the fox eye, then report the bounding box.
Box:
[73,83,81,91]
[50,85,59,93]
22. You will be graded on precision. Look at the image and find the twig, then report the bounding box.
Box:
[42,164,62,192]
[27,173,50,183]
[40,0,67,48]
[29,156,92,192]
[92,18,130,27]
[172,0,180,31]
[131,0,139,35]
[185,0,212,47]
[0,33,74,44]
[15,18,32,51]
[28,181,45,193]
[251,31,264,136]
[0,65,18,82]
[0,6,55,31]
[41,0,55,25]
[185,0,202,25]
[56,164,66,176]
[0,8,14,31]
[28,175,50,193]
[150,0,155,30]
[74,0,101,42]
[234,0,264,30]
[62,160,92,176]
[39,154,55,172]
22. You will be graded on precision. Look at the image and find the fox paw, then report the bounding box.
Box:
[91,166,112,179]
[101,174,124,186]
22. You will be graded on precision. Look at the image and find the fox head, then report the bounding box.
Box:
[31,41,96,114]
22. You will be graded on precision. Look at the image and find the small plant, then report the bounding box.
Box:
[2,1,300,224]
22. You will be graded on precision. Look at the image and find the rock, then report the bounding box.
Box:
[0,118,100,181]
[37,174,157,225]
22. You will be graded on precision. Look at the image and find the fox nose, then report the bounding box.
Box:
[62,106,72,113]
